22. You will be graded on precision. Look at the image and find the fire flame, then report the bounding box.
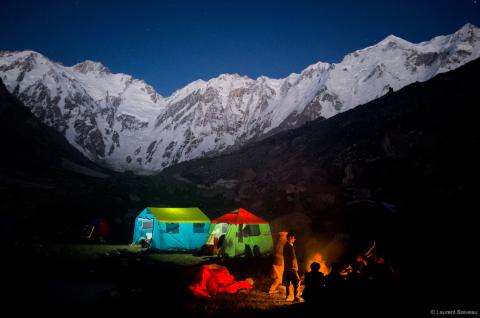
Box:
[306,252,331,275]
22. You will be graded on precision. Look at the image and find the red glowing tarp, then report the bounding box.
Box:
[189,264,253,297]
[211,208,268,224]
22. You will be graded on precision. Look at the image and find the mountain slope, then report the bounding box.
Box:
[1,52,478,307]
[1,23,479,174]
[156,57,480,304]
[0,78,110,178]
[159,56,480,220]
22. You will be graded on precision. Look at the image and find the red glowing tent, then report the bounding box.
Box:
[211,208,269,224]
[207,208,273,257]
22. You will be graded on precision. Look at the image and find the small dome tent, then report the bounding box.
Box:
[206,208,273,257]
[132,207,211,251]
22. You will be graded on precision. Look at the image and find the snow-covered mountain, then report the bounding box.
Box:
[1,23,479,174]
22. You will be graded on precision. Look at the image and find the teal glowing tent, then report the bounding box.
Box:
[132,207,211,251]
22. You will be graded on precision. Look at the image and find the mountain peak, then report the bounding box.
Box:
[73,60,111,75]
[205,73,253,86]
[0,50,46,64]
[216,73,248,81]
[458,22,478,33]
[378,34,411,46]
[304,61,331,72]
[383,34,403,41]
[452,22,480,42]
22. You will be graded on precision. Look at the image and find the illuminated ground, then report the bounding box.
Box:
[3,242,431,316]
[5,243,305,316]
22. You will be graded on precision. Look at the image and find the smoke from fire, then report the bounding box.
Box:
[270,212,350,275]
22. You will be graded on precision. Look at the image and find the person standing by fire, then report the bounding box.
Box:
[283,231,300,302]
[268,231,288,295]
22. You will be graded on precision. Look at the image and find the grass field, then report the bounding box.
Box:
[41,243,208,266]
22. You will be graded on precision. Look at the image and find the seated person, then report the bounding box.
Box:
[302,262,325,301]
[216,234,226,257]
[141,233,152,248]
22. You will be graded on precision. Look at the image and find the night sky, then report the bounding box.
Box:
[1,0,479,96]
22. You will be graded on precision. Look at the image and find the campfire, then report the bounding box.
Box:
[305,252,331,275]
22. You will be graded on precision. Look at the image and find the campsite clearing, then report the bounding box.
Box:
[41,243,208,266]
[6,243,298,316]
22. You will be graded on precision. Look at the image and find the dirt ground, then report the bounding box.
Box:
[2,243,415,317]
[3,244,295,315]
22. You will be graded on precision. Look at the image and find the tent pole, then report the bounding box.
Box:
[151,217,155,249]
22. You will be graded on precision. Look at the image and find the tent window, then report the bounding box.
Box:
[244,224,260,236]
[142,221,153,229]
[193,223,207,233]
[166,223,179,234]
[221,223,228,233]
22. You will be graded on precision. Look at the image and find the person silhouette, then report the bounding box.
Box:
[282,232,300,302]
[302,262,325,301]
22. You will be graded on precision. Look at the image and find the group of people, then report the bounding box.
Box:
[275,232,396,302]
[280,232,326,302]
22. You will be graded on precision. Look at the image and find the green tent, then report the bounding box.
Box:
[206,208,273,257]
